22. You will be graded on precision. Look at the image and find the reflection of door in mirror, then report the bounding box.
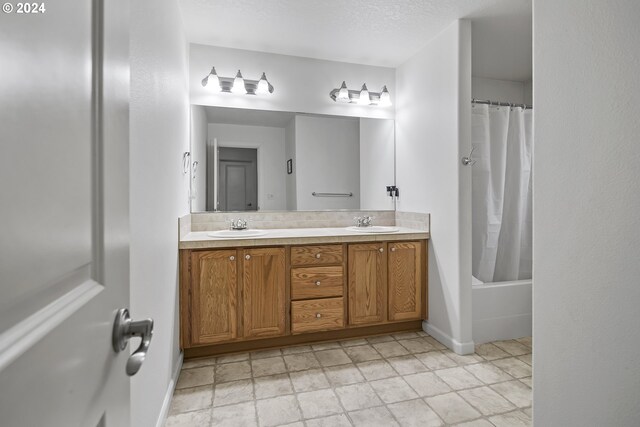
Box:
[218,147,258,211]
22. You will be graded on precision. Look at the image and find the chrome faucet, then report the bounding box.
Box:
[229,218,248,230]
[353,216,374,227]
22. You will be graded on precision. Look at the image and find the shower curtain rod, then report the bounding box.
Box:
[472,98,532,109]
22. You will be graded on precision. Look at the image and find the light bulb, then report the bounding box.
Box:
[358,84,370,105]
[336,81,350,103]
[257,72,270,95]
[378,85,391,106]
[201,67,219,90]
[231,70,246,94]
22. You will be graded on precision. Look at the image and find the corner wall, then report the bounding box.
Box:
[130,0,190,425]
[534,0,640,424]
[395,20,473,353]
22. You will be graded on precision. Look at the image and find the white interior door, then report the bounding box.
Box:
[0,1,136,426]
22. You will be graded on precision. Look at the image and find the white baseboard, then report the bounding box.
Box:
[423,321,475,355]
[155,352,184,427]
[473,313,532,344]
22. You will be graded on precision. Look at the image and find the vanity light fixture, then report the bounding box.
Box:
[201,67,274,95]
[203,67,219,88]
[231,70,245,94]
[256,72,270,95]
[336,81,350,103]
[357,84,370,105]
[329,81,391,106]
[378,86,391,107]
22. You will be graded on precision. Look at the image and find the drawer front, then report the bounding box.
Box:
[291,297,345,334]
[291,245,343,266]
[291,266,344,300]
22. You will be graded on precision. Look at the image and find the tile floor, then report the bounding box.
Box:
[166,332,532,427]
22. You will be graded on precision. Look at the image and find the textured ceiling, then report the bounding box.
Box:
[180,0,529,68]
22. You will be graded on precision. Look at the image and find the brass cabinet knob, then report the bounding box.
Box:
[230,256,235,261]
[315,281,321,286]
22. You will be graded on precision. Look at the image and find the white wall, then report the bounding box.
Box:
[284,118,297,210]
[190,44,395,120]
[534,1,640,425]
[523,80,532,106]
[130,0,190,426]
[396,20,473,354]
[471,76,530,105]
[190,105,208,212]
[294,115,360,210]
[208,123,287,211]
[360,118,396,211]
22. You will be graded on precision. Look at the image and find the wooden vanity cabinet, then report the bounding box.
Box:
[388,242,425,321]
[241,247,286,338]
[183,246,286,348]
[290,244,346,334]
[181,239,427,356]
[348,241,426,325]
[348,243,387,325]
[189,250,238,345]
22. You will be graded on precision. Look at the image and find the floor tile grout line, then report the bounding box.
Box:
[384,397,446,426]
[173,361,530,407]
[168,334,532,425]
[170,371,531,415]
[348,353,408,426]
[455,384,518,420]
[200,372,532,412]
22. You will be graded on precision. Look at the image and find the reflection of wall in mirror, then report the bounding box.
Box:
[294,115,360,210]
[360,119,395,210]
[190,105,208,212]
[285,118,297,210]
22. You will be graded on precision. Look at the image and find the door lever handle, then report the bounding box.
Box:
[112,308,154,376]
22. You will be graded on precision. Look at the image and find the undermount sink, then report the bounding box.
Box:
[208,229,268,238]
[346,226,400,233]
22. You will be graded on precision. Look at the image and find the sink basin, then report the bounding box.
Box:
[346,226,400,233]
[208,229,268,238]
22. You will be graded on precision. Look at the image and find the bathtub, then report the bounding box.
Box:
[472,277,532,344]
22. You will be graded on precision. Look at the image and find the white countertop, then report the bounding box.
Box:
[180,227,429,249]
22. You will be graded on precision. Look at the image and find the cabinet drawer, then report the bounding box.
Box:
[291,266,343,300]
[291,297,345,334]
[291,245,343,266]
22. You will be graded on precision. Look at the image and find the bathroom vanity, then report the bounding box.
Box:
[178,226,429,358]
[181,105,430,358]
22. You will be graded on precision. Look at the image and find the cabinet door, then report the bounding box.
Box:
[242,247,286,338]
[388,242,423,321]
[348,243,387,325]
[191,250,238,345]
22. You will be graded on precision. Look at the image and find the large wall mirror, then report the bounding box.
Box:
[190,105,395,212]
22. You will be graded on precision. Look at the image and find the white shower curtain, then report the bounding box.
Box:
[472,104,533,283]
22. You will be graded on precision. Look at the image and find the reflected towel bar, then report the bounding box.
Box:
[312,192,353,197]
